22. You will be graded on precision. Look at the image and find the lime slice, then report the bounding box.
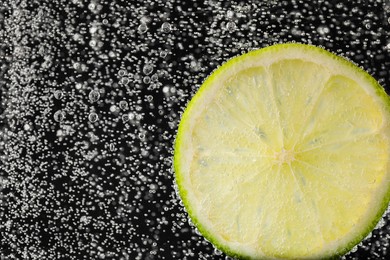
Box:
[173,43,390,259]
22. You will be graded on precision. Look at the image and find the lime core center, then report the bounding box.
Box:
[274,148,295,165]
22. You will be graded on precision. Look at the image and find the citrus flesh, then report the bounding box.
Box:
[174,43,390,259]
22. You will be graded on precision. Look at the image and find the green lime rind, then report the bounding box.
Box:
[173,42,390,259]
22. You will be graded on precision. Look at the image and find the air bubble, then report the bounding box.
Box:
[363,19,372,29]
[89,90,100,103]
[226,10,234,19]
[138,23,148,34]
[151,74,158,82]
[160,50,168,58]
[317,25,330,35]
[143,64,153,75]
[161,22,172,33]
[119,77,130,85]
[54,110,65,122]
[24,124,31,131]
[53,90,63,99]
[119,100,128,110]
[118,69,127,77]
[225,21,237,32]
[122,114,130,123]
[143,76,151,84]
[110,105,118,113]
[88,3,96,11]
[88,112,98,122]
[162,86,169,93]
[214,248,222,255]
[128,112,135,120]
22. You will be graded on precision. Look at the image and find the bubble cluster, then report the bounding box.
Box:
[1,0,390,259]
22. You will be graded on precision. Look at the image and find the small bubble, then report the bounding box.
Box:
[88,3,96,11]
[190,60,200,71]
[119,100,128,110]
[226,10,234,19]
[120,77,129,85]
[80,216,90,224]
[225,21,236,32]
[24,124,31,131]
[138,23,148,34]
[151,74,158,82]
[143,64,153,75]
[128,112,135,120]
[89,39,97,47]
[214,248,222,255]
[89,90,100,103]
[343,20,351,26]
[53,90,63,99]
[56,129,63,137]
[89,26,98,34]
[363,19,371,29]
[291,27,302,36]
[160,50,168,58]
[143,76,151,84]
[122,114,130,123]
[241,5,251,12]
[161,22,172,33]
[138,133,146,140]
[140,16,150,23]
[317,25,330,35]
[162,86,169,93]
[110,105,118,113]
[54,110,65,122]
[88,112,98,122]
[118,69,127,77]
